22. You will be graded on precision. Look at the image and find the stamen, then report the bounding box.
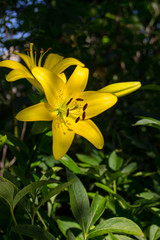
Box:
[66,98,73,105]
[66,108,69,117]
[40,48,44,53]
[83,103,88,111]
[76,98,84,101]
[75,116,80,123]
[82,111,86,120]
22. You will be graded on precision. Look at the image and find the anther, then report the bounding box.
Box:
[25,48,30,51]
[66,108,69,117]
[75,116,80,123]
[83,103,88,111]
[40,48,44,53]
[66,98,73,105]
[76,98,84,101]
[82,111,86,120]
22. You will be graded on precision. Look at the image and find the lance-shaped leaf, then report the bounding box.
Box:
[0,181,14,209]
[34,179,75,214]
[67,230,77,240]
[86,193,107,232]
[13,179,54,209]
[12,224,56,240]
[87,217,144,239]
[67,171,90,235]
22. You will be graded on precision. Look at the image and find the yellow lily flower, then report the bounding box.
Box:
[0,43,84,92]
[16,66,117,160]
[98,82,141,97]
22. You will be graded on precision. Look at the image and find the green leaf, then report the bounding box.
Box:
[60,155,82,174]
[149,224,160,240]
[108,150,123,171]
[57,217,81,237]
[142,84,160,91]
[12,224,56,240]
[31,121,51,135]
[76,154,99,166]
[34,180,75,213]
[67,230,77,240]
[133,117,160,129]
[106,234,136,240]
[87,193,107,231]
[137,192,160,200]
[0,181,14,209]
[87,217,143,239]
[13,179,54,209]
[6,132,29,154]
[67,171,90,235]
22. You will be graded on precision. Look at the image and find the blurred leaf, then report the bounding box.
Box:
[142,84,160,91]
[12,224,56,240]
[108,150,123,171]
[87,217,143,239]
[31,121,51,135]
[149,225,160,240]
[133,117,160,129]
[67,230,77,240]
[137,192,160,200]
[60,155,81,174]
[67,171,90,235]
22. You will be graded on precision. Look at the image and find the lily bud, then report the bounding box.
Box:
[98,82,141,97]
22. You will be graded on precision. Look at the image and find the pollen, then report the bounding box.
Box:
[76,98,84,101]
[82,111,86,120]
[66,108,69,117]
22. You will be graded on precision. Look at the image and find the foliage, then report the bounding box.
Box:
[0,0,160,239]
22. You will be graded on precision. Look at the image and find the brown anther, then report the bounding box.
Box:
[76,98,84,101]
[66,108,69,117]
[25,48,30,51]
[83,103,88,111]
[82,111,86,120]
[66,98,73,105]
[40,48,44,53]
[47,48,52,51]
[75,116,80,123]
[34,51,37,55]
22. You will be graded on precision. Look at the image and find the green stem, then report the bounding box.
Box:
[37,211,48,230]
[113,180,117,194]
[10,209,24,240]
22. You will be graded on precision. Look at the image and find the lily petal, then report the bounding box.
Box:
[79,91,117,119]
[72,119,104,149]
[43,53,64,71]
[52,120,75,160]
[98,82,141,97]
[53,57,85,74]
[13,52,33,69]
[16,102,55,121]
[66,66,89,96]
[0,60,28,71]
[58,72,67,83]
[6,69,34,82]
[32,67,66,107]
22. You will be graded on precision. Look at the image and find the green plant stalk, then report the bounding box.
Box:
[10,209,24,240]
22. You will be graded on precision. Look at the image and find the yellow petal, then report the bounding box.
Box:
[0,60,28,71]
[98,82,141,97]
[58,72,67,83]
[32,67,66,107]
[43,53,64,71]
[79,91,117,119]
[16,102,55,121]
[13,52,33,69]
[52,120,75,160]
[72,119,104,149]
[53,57,85,74]
[66,66,89,96]
[6,69,34,82]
